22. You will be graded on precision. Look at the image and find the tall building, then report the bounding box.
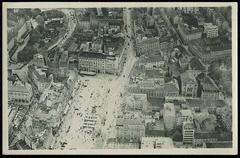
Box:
[163,103,176,131]
[182,120,194,144]
[203,23,219,38]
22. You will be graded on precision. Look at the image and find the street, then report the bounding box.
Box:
[54,8,138,149]
[48,9,77,51]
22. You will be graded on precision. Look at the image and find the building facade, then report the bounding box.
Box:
[116,112,145,142]
[178,24,202,43]
[163,103,176,131]
[203,23,219,38]
[128,81,179,98]
[182,120,195,144]
[180,71,198,98]
[8,80,33,106]
[28,65,50,93]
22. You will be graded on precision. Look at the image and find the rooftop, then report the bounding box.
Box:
[180,109,193,117]
[180,71,197,84]
[186,99,226,108]
[194,132,219,139]
[164,103,175,113]
[8,79,32,93]
[178,23,202,35]
[189,57,205,70]
[201,75,219,92]
[68,43,79,52]
[145,69,165,79]
[141,137,174,149]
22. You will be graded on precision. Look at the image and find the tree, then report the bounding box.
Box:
[35,15,45,27]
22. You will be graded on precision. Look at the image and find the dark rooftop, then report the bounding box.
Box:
[189,57,205,70]
[147,97,165,108]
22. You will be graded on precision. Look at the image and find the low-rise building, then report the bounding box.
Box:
[141,137,174,149]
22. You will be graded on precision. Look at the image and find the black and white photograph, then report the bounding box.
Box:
[2,2,238,155]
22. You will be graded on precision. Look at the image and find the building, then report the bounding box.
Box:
[136,36,175,57]
[200,76,220,100]
[59,51,68,68]
[32,53,46,68]
[136,37,160,57]
[163,103,176,131]
[116,112,145,142]
[58,51,69,76]
[178,23,202,43]
[68,54,79,70]
[180,109,193,124]
[78,40,125,75]
[203,23,219,38]
[182,120,194,144]
[180,71,198,97]
[78,52,119,74]
[128,79,179,98]
[28,65,50,93]
[194,132,219,147]
[179,7,200,14]
[8,79,33,106]
[141,137,174,149]
[178,55,190,69]
[188,38,231,64]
